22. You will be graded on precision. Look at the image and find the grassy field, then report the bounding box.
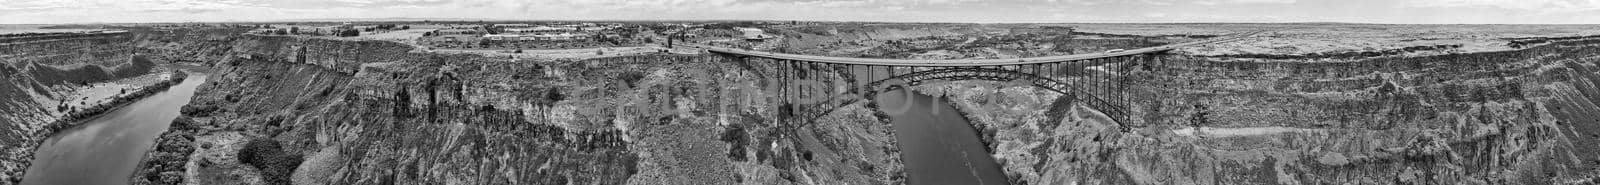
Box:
[1035,23,1600,55]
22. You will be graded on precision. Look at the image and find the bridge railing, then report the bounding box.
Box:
[682,30,1260,67]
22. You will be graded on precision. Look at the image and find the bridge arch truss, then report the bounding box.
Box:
[692,32,1264,131]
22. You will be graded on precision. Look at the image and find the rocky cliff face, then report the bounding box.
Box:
[919,37,1600,184]
[129,34,905,185]
[0,32,141,66]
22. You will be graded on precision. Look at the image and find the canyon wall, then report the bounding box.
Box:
[126,34,905,185]
[919,37,1600,184]
[0,31,177,182]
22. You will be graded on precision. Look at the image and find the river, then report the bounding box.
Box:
[876,89,1010,185]
[21,72,208,185]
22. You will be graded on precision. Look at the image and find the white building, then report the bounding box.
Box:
[533,33,590,40]
[505,26,578,33]
[481,33,591,41]
[483,34,519,40]
[493,24,532,28]
[437,29,479,35]
[734,27,770,40]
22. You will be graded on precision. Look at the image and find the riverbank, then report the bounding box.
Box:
[20,71,207,185]
[6,70,189,184]
[872,89,1011,185]
[130,83,212,185]
[34,70,189,136]
[0,31,170,182]
[127,69,209,184]
[908,79,1127,185]
[129,108,201,184]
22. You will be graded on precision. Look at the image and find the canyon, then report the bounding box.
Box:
[2,23,1599,185]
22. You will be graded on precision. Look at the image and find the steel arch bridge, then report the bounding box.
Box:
[861,67,1134,127]
[684,31,1257,131]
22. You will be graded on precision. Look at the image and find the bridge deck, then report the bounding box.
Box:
[688,31,1257,66]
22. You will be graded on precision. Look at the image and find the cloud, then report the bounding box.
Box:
[1193,0,1297,5]
[1056,0,1130,5]
[1404,0,1600,13]
[0,0,84,10]
[0,0,1592,24]
[1058,0,1294,6]
[130,0,257,13]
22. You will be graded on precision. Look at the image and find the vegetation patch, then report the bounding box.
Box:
[237,138,303,185]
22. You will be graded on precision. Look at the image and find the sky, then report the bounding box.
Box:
[0,0,1597,24]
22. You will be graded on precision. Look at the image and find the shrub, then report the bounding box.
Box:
[720,124,749,161]
[544,89,565,102]
[337,29,360,37]
[238,138,303,185]
[616,71,646,88]
[180,104,219,117]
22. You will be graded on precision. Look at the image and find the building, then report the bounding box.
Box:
[579,26,613,32]
[437,29,479,35]
[481,33,591,41]
[483,34,519,40]
[1011,26,1074,35]
[248,28,279,34]
[503,28,536,33]
[734,27,771,41]
[538,33,590,40]
[492,24,533,28]
[505,26,578,33]
[438,35,472,42]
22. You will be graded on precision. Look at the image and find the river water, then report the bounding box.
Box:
[876,90,1010,185]
[22,72,208,185]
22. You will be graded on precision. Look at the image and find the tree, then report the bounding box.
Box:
[289,27,299,34]
[401,25,410,30]
[339,29,360,37]
[543,89,565,102]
